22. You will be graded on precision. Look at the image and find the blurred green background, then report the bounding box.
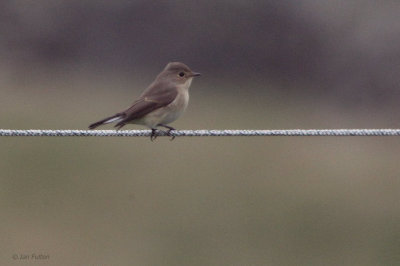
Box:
[1,1,400,265]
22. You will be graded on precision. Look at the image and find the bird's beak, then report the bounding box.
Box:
[189,72,201,77]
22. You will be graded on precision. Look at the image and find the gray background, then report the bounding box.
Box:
[1,1,400,265]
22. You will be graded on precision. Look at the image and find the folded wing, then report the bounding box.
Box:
[114,86,178,129]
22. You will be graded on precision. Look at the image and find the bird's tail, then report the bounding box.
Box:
[88,114,124,129]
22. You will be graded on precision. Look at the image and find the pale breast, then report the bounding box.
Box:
[161,88,189,124]
[137,83,190,128]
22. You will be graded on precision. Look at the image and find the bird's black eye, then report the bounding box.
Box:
[179,72,185,77]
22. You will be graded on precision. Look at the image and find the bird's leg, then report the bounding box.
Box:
[150,128,158,141]
[159,124,176,141]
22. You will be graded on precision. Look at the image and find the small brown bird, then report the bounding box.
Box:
[89,62,200,140]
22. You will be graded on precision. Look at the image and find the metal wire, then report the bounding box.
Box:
[1,129,400,137]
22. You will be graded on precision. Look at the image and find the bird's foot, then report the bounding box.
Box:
[167,128,175,141]
[150,128,158,141]
[159,125,176,141]
[151,126,176,141]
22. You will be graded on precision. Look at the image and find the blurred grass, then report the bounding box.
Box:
[1,73,400,265]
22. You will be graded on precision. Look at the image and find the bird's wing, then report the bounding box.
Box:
[116,85,178,126]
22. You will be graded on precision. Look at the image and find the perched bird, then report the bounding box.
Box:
[89,62,200,140]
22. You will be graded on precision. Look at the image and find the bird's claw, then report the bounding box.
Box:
[150,129,158,141]
[167,129,175,141]
[150,127,176,141]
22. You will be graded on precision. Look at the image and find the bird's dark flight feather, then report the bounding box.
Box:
[89,83,178,130]
[113,84,178,129]
[88,113,124,129]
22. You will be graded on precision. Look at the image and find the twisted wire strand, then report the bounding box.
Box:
[1,129,400,137]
